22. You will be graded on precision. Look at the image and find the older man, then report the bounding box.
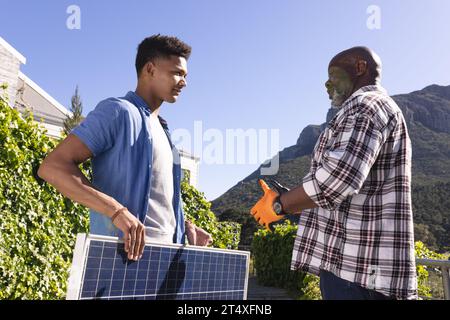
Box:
[251,47,417,300]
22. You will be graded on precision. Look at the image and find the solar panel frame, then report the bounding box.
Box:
[66,233,250,300]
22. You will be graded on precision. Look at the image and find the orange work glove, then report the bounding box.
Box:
[250,179,285,232]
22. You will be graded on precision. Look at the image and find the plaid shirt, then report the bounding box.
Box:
[291,85,418,300]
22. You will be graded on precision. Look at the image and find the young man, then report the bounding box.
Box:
[250,47,417,300]
[38,35,212,262]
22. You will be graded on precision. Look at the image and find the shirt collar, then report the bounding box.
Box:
[349,85,387,100]
[328,85,388,125]
[125,91,152,116]
[334,85,387,111]
[125,91,169,130]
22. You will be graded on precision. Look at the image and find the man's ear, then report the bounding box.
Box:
[145,61,156,78]
[356,60,368,76]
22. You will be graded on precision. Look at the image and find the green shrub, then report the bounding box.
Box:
[251,220,321,299]
[0,94,89,299]
[181,180,241,250]
[217,208,259,246]
[415,241,447,298]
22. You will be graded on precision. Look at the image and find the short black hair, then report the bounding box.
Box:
[135,34,191,76]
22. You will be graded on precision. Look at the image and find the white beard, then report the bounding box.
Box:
[331,90,345,107]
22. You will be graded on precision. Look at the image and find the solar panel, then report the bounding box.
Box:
[66,233,250,300]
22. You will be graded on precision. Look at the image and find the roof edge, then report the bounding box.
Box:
[0,36,26,64]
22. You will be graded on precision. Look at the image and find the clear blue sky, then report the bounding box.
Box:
[2,0,450,200]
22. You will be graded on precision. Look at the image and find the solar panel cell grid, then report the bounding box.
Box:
[67,234,249,300]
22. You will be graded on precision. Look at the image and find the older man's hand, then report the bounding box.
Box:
[250,179,285,231]
[185,220,213,246]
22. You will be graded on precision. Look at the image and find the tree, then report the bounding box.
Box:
[63,86,84,135]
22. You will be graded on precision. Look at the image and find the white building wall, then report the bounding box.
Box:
[179,150,200,188]
[0,38,25,106]
[15,73,70,139]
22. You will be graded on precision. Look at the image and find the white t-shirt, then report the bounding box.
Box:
[144,113,176,243]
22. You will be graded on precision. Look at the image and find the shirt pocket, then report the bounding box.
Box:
[326,115,356,150]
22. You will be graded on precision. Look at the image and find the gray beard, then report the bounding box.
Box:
[331,90,346,107]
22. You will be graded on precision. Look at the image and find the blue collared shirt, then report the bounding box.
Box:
[71,91,185,244]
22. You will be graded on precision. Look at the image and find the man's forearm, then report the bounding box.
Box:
[38,161,122,218]
[280,185,318,214]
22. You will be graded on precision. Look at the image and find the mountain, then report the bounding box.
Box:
[212,85,450,252]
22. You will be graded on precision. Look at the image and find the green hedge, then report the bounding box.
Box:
[0,93,89,299]
[252,220,448,300]
[251,220,321,299]
[181,180,241,250]
[415,241,447,298]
